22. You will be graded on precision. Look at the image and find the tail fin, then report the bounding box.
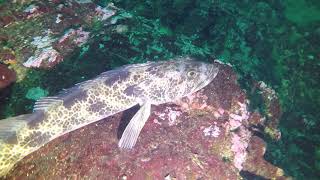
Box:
[0,114,32,141]
[0,114,33,177]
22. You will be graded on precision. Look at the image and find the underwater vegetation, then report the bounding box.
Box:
[0,0,319,179]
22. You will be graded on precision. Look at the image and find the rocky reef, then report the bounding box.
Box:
[0,64,16,90]
[0,0,125,118]
[0,0,118,79]
[5,62,288,179]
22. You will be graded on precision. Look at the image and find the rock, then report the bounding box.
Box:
[0,64,16,90]
[0,1,118,69]
[4,62,289,179]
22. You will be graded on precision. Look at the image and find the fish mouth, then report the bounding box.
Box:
[195,64,218,91]
[194,80,210,93]
[209,64,219,81]
[189,63,219,94]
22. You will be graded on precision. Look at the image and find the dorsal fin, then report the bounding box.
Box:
[33,79,96,112]
[98,61,156,78]
[57,80,94,96]
[33,96,62,112]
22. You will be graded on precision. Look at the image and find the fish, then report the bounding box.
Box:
[0,56,219,176]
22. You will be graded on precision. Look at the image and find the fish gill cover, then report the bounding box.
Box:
[0,0,319,179]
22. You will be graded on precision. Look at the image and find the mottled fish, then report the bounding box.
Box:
[0,57,219,176]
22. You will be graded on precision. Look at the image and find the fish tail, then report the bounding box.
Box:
[0,114,36,177]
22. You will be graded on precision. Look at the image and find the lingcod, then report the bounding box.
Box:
[0,56,219,176]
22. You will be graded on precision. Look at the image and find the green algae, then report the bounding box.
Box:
[284,0,320,26]
[25,87,49,101]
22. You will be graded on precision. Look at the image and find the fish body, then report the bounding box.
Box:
[0,57,219,176]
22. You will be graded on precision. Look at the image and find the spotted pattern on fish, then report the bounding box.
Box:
[0,57,219,176]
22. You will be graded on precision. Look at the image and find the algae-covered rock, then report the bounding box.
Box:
[0,64,16,90]
[0,0,118,80]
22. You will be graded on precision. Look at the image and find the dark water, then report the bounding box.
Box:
[0,0,319,179]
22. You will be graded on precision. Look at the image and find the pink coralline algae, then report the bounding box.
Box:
[223,101,251,170]
[203,123,220,138]
[95,5,117,21]
[23,4,39,14]
[58,27,90,47]
[23,27,90,68]
[23,47,62,68]
[153,106,182,126]
[23,34,63,68]
[231,126,251,170]
[227,102,250,131]
[23,4,43,19]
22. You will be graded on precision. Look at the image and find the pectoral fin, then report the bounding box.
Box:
[118,102,151,149]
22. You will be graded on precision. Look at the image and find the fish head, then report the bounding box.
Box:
[144,57,219,102]
[174,58,219,96]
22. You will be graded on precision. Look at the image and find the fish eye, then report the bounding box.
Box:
[187,71,197,77]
